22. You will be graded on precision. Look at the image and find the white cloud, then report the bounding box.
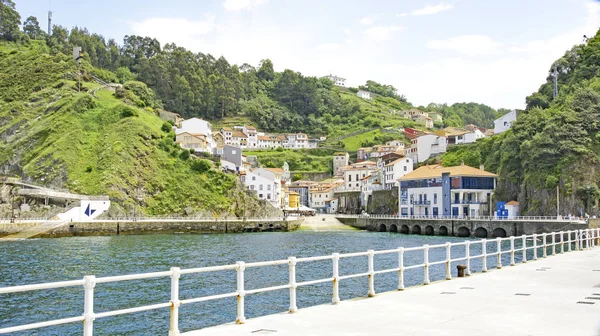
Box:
[130,16,219,40]
[317,43,342,51]
[223,0,268,11]
[359,17,374,25]
[364,25,403,41]
[399,2,454,17]
[427,35,503,55]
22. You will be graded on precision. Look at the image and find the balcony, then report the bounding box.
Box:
[452,200,485,205]
[410,200,431,205]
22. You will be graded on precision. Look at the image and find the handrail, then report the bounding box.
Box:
[0,228,598,335]
[0,217,299,224]
[335,214,588,223]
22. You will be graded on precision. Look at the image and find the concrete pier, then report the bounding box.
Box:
[185,248,600,336]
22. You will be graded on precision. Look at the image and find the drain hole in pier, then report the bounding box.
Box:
[252,330,277,334]
[585,297,600,300]
[441,292,456,295]
[460,287,475,290]
[577,301,595,305]
[515,293,531,296]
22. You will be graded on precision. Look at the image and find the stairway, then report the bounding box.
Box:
[1,221,69,240]
[299,214,357,231]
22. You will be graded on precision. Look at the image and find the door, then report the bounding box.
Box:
[463,206,469,217]
[425,207,429,217]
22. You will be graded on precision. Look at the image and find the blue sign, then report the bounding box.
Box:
[496,202,508,218]
[84,204,97,217]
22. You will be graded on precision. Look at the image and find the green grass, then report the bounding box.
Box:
[0,40,242,215]
[244,149,334,172]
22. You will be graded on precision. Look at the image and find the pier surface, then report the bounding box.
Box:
[185,248,600,336]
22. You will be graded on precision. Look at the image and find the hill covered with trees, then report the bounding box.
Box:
[442,29,600,216]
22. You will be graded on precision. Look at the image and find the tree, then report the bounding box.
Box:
[0,0,21,42]
[23,16,43,39]
[257,59,275,82]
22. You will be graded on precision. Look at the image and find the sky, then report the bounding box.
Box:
[14,0,600,109]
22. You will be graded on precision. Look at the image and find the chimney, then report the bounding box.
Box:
[479,164,485,171]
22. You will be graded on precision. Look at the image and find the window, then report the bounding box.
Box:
[404,166,407,171]
[356,174,359,180]
[267,194,271,200]
[252,176,256,181]
[259,194,263,198]
[267,185,271,191]
[348,175,352,182]
[259,185,263,191]
[434,193,438,204]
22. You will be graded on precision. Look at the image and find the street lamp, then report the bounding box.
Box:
[586,185,591,217]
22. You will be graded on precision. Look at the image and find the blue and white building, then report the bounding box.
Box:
[398,164,497,218]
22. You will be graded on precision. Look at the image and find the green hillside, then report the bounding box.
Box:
[0,40,262,216]
[442,29,600,216]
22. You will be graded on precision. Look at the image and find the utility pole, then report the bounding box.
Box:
[556,184,560,218]
[73,47,83,93]
[47,0,52,35]
[586,185,591,216]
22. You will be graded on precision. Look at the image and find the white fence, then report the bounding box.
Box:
[0,217,296,224]
[0,228,598,335]
[337,214,587,223]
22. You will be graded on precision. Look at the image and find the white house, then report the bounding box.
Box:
[333,152,349,176]
[343,161,378,191]
[398,164,497,218]
[383,157,413,189]
[309,181,344,213]
[357,90,373,100]
[494,110,517,134]
[245,168,286,207]
[176,118,215,152]
[323,74,346,87]
[406,134,447,163]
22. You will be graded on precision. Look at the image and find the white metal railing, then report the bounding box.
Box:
[337,214,588,223]
[0,228,598,335]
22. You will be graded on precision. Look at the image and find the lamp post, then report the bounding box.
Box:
[586,185,591,217]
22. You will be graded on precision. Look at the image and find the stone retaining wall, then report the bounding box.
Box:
[0,219,304,238]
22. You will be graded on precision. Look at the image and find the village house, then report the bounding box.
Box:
[245,167,286,208]
[414,114,434,128]
[158,110,184,127]
[361,170,384,208]
[357,147,373,162]
[357,90,373,100]
[176,118,215,152]
[175,132,210,153]
[494,110,518,134]
[427,112,443,124]
[289,180,318,207]
[333,152,350,176]
[343,161,378,191]
[322,74,346,87]
[442,127,485,145]
[383,157,414,189]
[406,133,448,164]
[220,145,244,174]
[398,164,497,218]
[309,181,344,213]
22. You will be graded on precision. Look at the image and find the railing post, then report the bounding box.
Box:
[288,257,298,313]
[533,234,538,260]
[367,250,375,297]
[423,245,430,284]
[445,242,452,280]
[521,235,527,263]
[509,236,515,266]
[169,267,181,336]
[551,233,556,256]
[576,230,581,251]
[560,231,565,253]
[83,275,96,336]
[236,261,246,324]
[398,248,405,290]
[332,253,340,304]
[496,237,502,269]
[568,230,572,252]
[481,240,487,272]
[542,233,547,258]
[465,241,471,275]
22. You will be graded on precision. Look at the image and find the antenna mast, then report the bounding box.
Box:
[553,63,558,98]
[47,0,52,35]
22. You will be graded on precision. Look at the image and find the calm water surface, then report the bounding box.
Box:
[0,230,537,335]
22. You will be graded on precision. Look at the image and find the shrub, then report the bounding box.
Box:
[192,159,212,173]
[161,122,172,133]
[120,105,139,118]
[276,147,284,152]
[179,150,190,160]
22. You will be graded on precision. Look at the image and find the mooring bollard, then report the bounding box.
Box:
[457,265,467,278]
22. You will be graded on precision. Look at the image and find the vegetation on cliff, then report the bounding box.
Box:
[442,29,600,216]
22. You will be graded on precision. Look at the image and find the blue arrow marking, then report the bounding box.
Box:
[85,204,96,217]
